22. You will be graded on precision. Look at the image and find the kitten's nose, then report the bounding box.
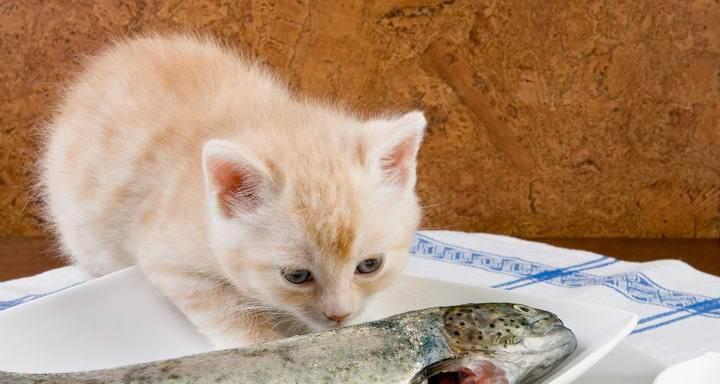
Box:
[324,312,350,322]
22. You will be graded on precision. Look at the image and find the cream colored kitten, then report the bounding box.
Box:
[40,34,425,348]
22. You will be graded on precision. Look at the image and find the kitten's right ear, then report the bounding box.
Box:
[366,111,427,187]
[202,140,271,218]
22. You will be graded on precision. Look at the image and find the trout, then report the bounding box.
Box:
[0,303,576,384]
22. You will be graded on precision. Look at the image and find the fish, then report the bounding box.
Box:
[0,303,576,384]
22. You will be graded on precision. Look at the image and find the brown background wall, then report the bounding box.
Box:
[1,0,719,239]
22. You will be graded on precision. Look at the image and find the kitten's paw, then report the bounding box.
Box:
[204,326,287,349]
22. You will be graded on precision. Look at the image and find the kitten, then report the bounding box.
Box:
[39,34,425,348]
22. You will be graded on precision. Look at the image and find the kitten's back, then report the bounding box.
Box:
[40,35,285,275]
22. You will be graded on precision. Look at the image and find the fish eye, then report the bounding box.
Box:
[356,254,384,274]
[513,304,536,314]
[281,268,312,284]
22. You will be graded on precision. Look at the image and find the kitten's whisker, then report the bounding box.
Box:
[270,316,303,333]
[417,226,458,231]
[286,321,310,336]
[419,197,455,210]
[230,304,269,313]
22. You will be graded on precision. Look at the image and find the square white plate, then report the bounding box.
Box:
[0,267,637,383]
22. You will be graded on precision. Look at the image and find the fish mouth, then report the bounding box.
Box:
[532,324,577,352]
[537,324,577,358]
[412,357,510,384]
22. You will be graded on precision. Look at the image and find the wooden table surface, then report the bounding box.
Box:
[1,236,718,281]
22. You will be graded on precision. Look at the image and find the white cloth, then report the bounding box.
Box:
[0,267,92,311]
[1,230,718,366]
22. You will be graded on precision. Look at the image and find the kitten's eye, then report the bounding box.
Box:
[356,255,384,274]
[282,269,312,284]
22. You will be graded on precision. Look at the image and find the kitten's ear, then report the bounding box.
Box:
[367,111,426,187]
[202,140,271,218]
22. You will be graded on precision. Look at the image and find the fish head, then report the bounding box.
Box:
[420,303,576,384]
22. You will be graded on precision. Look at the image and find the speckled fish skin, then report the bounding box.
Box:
[0,303,576,384]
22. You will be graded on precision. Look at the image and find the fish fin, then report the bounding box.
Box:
[409,358,463,384]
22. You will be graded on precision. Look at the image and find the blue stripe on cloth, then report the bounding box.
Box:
[638,297,720,325]
[0,282,84,312]
[504,259,620,290]
[632,297,720,334]
[410,233,720,333]
[492,256,610,289]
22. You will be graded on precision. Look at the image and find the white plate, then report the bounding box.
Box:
[577,343,665,384]
[0,267,637,383]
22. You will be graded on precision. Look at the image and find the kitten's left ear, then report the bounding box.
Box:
[367,111,427,187]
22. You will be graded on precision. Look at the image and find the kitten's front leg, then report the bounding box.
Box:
[139,263,290,349]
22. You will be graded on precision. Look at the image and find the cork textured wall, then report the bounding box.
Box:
[1,1,719,238]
